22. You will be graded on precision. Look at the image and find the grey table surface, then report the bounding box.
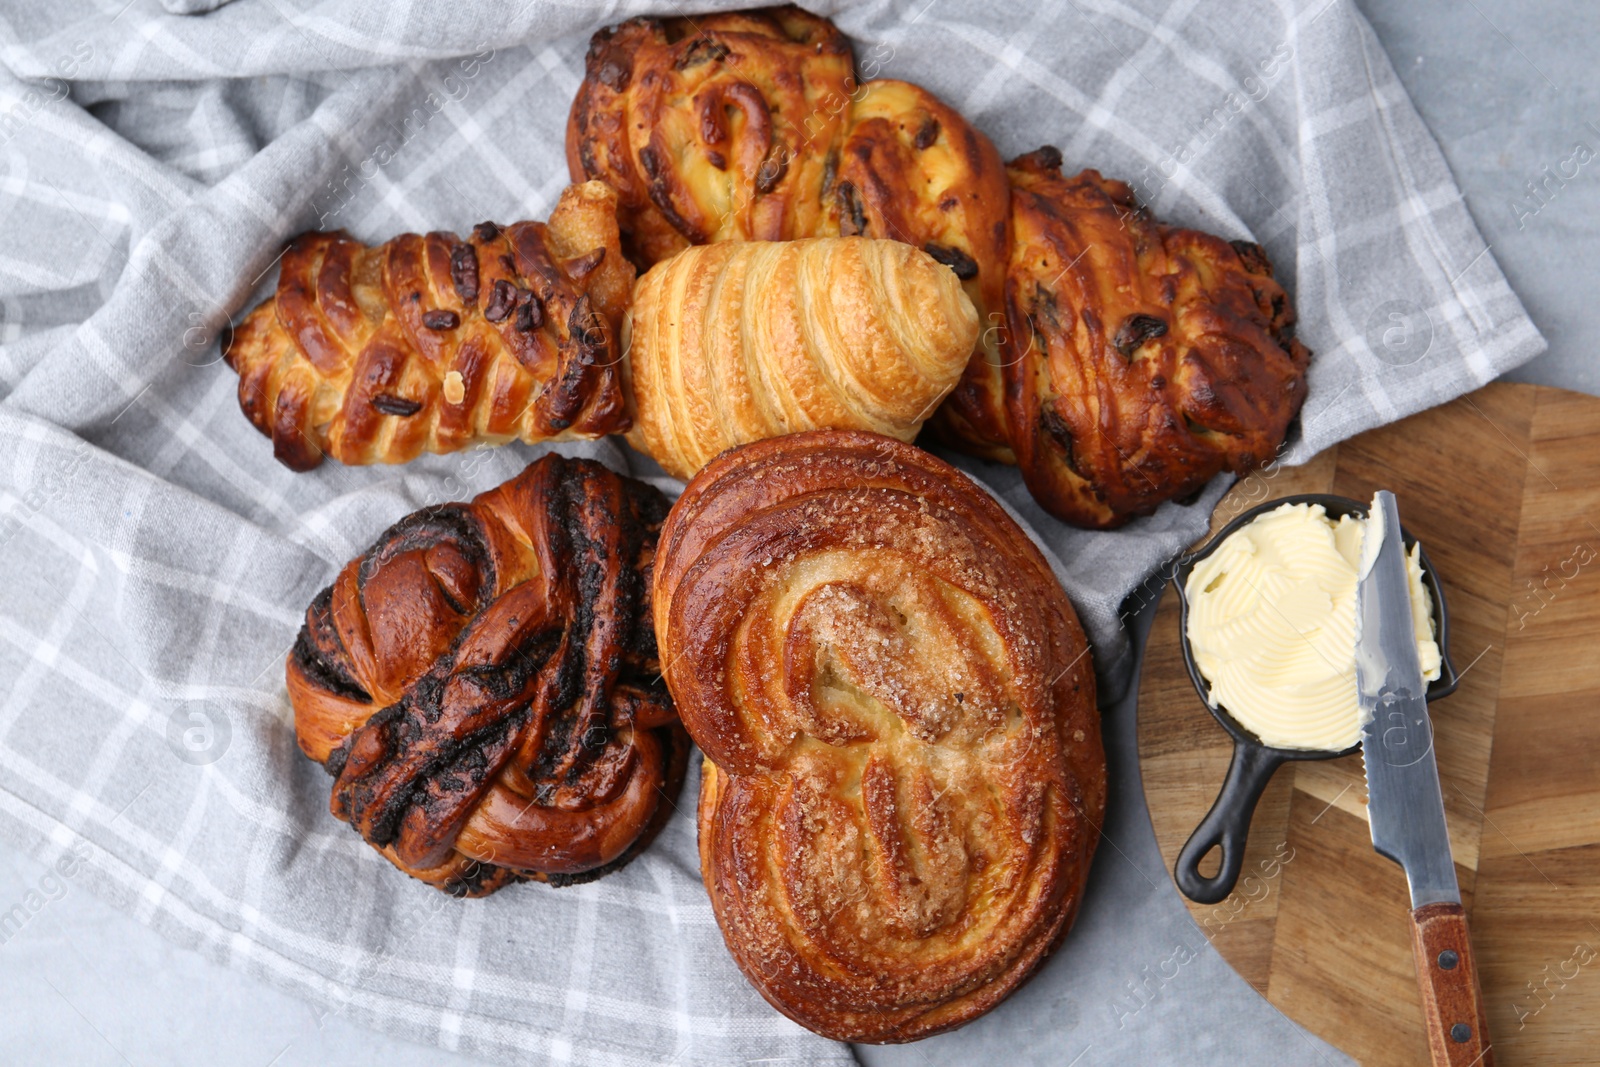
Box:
[2,1,1594,1064]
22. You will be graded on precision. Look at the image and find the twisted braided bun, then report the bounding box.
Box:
[654,430,1105,1040]
[288,454,686,896]
[225,181,634,470]
[567,9,1012,457]
[1001,149,1311,528]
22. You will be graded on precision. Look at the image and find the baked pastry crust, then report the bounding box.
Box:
[654,430,1105,1041]
[566,7,852,263]
[225,181,634,470]
[567,8,1013,457]
[287,453,686,896]
[1001,149,1311,528]
[623,237,977,480]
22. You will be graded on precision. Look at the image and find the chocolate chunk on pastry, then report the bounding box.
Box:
[1001,149,1311,529]
[224,181,634,470]
[653,430,1105,1041]
[567,8,1014,459]
[622,237,977,480]
[287,453,686,896]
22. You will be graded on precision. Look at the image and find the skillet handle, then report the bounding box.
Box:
[1174,741,1283,904]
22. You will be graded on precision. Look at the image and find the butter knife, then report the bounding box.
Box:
[1357,491,1493,1067]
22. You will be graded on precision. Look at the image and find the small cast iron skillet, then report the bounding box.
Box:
[1170,493,1459,905]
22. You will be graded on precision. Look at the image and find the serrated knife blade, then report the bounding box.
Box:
[1355,490,1458,909]
[1356,490,1493,1066]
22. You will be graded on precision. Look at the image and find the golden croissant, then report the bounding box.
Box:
[224,181,635,470]
[621,237,978,481]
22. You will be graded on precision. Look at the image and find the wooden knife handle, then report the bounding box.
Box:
[1409,902,1493,1066]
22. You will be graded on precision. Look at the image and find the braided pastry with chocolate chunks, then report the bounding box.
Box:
[1001,149,1311,529]
[288,453,686,896]
[225,181,634,471]
[567,7,1013,458]
[654,430,1105,1041]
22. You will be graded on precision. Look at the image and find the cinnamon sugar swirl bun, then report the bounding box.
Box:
[653,430,1105,1040]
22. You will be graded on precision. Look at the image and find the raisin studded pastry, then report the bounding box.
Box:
[623,238,977,480]
[567,7,1013,458]
[1000,148,1310,528]
[654,430,1105,1041]
[288,453,686,896]
[225,181,634,471]
[569,10,1312,527]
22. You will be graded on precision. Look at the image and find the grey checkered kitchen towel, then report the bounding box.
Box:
[0,0,1543,1064]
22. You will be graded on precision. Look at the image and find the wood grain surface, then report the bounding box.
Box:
[1139,382,1600,1066]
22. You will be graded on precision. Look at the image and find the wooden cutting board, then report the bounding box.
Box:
[1138,382,1600,1066]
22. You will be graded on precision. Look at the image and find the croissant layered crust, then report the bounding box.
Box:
[287,454,686,896]
[623,237,978,480]
[654,431,1105,1041]
[567,8,1013,457]
[999,150,1312,529]
[224,181,635,470]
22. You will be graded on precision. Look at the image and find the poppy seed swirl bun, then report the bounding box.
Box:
[288,454,686,896]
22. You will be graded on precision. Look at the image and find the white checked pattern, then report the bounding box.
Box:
[0,1,1543,1065]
